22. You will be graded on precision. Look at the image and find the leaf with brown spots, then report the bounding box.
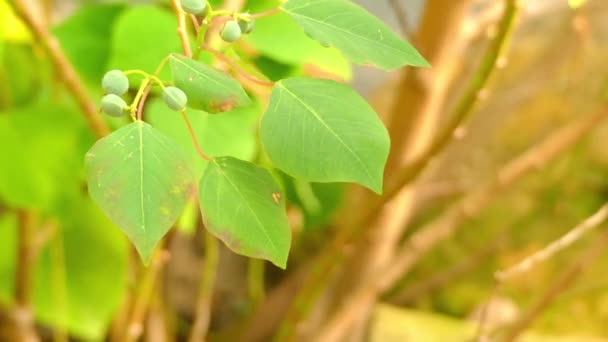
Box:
[198,157,291,268]
[85,121,195,264]
[169,54,252,114]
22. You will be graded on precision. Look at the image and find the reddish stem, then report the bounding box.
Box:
[180,111,211,161]
[251,7,282,19]
[201,45,275,87]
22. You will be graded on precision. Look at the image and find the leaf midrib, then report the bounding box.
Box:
[213,160,279,256]
[170,55,242,96]
[277,82,375,185]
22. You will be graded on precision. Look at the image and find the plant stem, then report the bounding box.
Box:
[200,45,275,87]
[314,105,608,342]
[188,232,220,342]
[500,228,608,342]
[14,210,39,342]
[132,78,151,121]
[170,0,193,58]
[180,111,211,161]
[124,248,168,342]
[251,7,281,19]
[380,0,519,211]
[495,202,608,282]
[7,0,109,138]
[248,259,265,305]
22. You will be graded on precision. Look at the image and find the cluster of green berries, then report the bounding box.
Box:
[179,0,255,43]
[100,70,188,117]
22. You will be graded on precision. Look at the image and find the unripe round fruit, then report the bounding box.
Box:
[163,87,188,111]
[181,0,207,15]
[220,21,242,42]
[102,70,129,96]
[238,15,255,34]
[101,94,128,117]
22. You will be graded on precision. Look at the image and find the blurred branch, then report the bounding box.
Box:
[387,0,411,37]
[390,233,507,305]
[124,249,169,342]
[380,0,519,207]
[189,232,219,342]
[314,105,608,342]
[496,202,608,282]
[13,210,39,342]
[7,0,109,138]
[170,0,193,58]
[500,228,608,342]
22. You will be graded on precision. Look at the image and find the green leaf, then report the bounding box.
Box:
[54,4,124,84]
[260,78,389,193]
[244,0,352,80]
[281,0,429,70]
[85,121,194,263]
[199,157,291,268]
[147,99,258,179]
[108,6,180,80]
[0,196,129,340]
[0,102,91,211]
[169,54,251,113]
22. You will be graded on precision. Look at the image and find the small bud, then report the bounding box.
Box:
[101,94,128,117]
[102,70,129,96]
[163,87,188,111]
[221,20,242,42]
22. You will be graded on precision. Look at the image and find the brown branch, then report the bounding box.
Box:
[13,210,39,342]
[170,0,193,58]
[380,0,519,208]
[124,249,169,342]
[314,106,608,341]
[500,228,608,342]
[200,45,275,87]
[8,0,109,138]
[251,7,281,19]
[188,232,220,342]
[496,202,608,282]
[387,0,411,37]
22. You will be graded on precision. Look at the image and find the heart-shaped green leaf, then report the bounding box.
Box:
[85,121,194,263]
[169,53,251,113]
[260,78,390,193]
[281,0,429,70]
[199,157,291,268]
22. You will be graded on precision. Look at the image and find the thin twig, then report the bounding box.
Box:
[170,0,193,58]
[13,210,39,342]
[250,7,281,19]
[180,111,211,161]
[124,248,169,342]
[189,232,220,342]
[314,106,608,342]
[500,229,608,342]
[387,0,411,37]
[8,0,109,138]
[495,203,608,282]
[200,45,275,87]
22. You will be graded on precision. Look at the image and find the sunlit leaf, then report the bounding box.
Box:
[261,78,390,193]
[281,0,428,70]
[85,121,194,263]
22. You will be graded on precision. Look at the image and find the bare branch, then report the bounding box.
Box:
[314,105,608,342]
[496,203,608,282]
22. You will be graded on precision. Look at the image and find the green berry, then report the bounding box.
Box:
[220,20,242,42]
[238,15,255,34]
[163,87,188,111]
[102,70,129,96]
[101,94,128,117]
[181,0,207,15]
